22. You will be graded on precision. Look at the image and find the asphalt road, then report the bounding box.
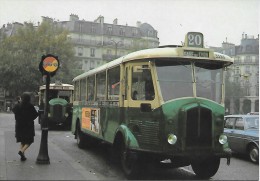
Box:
[0,112,259,180]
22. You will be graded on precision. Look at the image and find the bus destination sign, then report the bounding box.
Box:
[185,32,204,48]
[183,50,209,58]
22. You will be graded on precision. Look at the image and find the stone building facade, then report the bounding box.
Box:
[0,14,159,111]
[212,33,259,114]
[52,14,159,71]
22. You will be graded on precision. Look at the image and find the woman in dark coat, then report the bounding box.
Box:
[12,92,38,161]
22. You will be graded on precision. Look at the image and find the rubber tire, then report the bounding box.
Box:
[191,157,220,179]
[248,145,259,164]
[120,141,140,179]
[76,124,84,149]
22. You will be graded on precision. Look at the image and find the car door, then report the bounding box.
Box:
[224,117,236,150]
[230,117,246,153]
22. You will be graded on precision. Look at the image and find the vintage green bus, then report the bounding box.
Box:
[71,32,233,179]
[38,82,74,129]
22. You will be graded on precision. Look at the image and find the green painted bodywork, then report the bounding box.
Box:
[72,97,230,158]
[48,98,68,123]
[49,98,68,106]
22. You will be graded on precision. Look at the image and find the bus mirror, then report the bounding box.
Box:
[140,103,152,112]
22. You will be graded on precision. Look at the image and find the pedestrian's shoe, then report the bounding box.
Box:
[18,151,27,161]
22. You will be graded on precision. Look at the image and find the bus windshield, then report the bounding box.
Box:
[155,59,224,103]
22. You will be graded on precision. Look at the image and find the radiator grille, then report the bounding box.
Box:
[52,105,63,120]
[130,120,159,145]
[186,107,212,147]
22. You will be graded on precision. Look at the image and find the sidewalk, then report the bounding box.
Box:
[0,129,99,180]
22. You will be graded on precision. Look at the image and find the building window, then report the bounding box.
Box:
[235,67,240,75]
[107,27,112,35]
[78,47,83,56]
[245,66,250,74]
[107,49,112,55]
[245,56,252,63]
[132,28,138,36]
[90,60,95,69]
[236,57,240,63]
[234,77,239,83]
[148,30,153,37]
[79,23,83,33]
[230,49,233,55]
[119,27,125,36]
[91,26,96,33]
[246,45,252,51]
[78,34,83,42]
[90,48,95,57]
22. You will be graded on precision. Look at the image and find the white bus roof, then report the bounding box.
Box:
[40,83,74,90]
[73,46,234,82]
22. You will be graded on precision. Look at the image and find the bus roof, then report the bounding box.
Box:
[73,46,234,82]
[40,83,74,91]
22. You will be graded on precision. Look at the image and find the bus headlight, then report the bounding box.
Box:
[219,134,228,144]
[168,134,177,145]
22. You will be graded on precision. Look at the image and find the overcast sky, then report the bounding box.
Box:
[0,0,259,46]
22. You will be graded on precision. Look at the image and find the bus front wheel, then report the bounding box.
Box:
[191,156,220,179]
[120,141,140,179]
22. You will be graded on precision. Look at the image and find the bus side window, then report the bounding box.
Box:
[80,78,87,101]
[97,72,106,101]
[74,81,80,101]
[108,66,120,100]
[87,76,95,101]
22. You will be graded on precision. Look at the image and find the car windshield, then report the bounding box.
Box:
[245,117,259,130]
[155,59,224,103]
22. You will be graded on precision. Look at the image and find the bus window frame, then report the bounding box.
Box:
[107,66,120,101]
[87,75,96,101]
[96,71,107,101]
[124,61,160,110]
[80,78,87,101]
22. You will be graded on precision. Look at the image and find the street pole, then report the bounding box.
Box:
[36,74,50,164]
[37,54,59,164]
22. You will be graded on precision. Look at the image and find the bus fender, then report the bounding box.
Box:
[115,125,139,149]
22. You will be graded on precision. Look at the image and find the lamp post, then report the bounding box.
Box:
[109,40,123,58]
[37,54,59,164]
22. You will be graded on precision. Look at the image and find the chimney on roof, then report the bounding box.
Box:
[113,18,118,25]
[136,21,141,27]
[70,14,79,21]
[94,15,104,24]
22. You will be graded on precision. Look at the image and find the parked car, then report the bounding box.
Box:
[224,115,259,163]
